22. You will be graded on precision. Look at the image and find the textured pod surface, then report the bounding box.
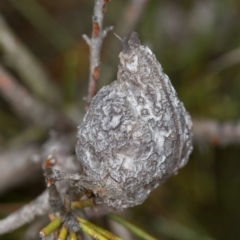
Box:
[76,32,193,209]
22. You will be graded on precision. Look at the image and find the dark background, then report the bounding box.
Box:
[0,0,240,239]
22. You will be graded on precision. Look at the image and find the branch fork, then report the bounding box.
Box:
[83,0,113,110]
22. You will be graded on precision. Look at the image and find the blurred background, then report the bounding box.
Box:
[0,0,240,239]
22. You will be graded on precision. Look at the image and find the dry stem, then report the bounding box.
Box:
[0,191,49,235]
[0,65,72,130]
[193,118,240,146]
[0,14,59,103]
[83,0,113,110]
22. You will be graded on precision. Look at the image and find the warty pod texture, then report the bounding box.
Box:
[76,32,193,210]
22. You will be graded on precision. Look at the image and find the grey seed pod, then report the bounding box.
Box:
[76,32,193,210]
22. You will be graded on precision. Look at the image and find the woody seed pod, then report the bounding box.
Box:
[76,32,193,210]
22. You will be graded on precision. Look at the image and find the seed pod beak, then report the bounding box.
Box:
[122,37,132,55]
[128,31,141,48]
[115,32,140,54]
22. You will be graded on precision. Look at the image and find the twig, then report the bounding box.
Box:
[0,64,72,130]
[0,189,111,236]
[0,145,42,195]
[83,0,113,110]
[0,190,50,235]
[0,132,76,234]
[1,117,239,196]
[192,118,240,146]
[0,14,60,103]
[0,132,111,234]
[0,132,76,194]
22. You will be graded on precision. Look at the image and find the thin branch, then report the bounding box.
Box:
[0,188,111,235]
[82,35,91,46]
[192,118,240,146]
[0,190,50,235]
[0,64,72,130]
[0,145,42,194]
[1,117,239,196]
[0,132,76,234]
[0,14,60,104]
[0,132,76,195]
[84,0,113,110]
[102,26,114,38]
[2,116,239,234]
[0,131,110,234]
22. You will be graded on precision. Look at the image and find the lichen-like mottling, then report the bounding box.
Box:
[76,32,193,209]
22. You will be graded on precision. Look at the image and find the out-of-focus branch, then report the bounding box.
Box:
[0,132,77,234]
[1,119,238,234]
[0,132,76,195]
[83,0,113,110]
[0,129,111,234]
[101,0,149,86]
[8,0,76,52]
[192,118,240,146]
[0,65,72,130]
[0,190,49,235]
[0,14,59,104]
[114,0,149,37]
[209,47,240,73]
[0,189,111,236]
[0,145,42,194]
